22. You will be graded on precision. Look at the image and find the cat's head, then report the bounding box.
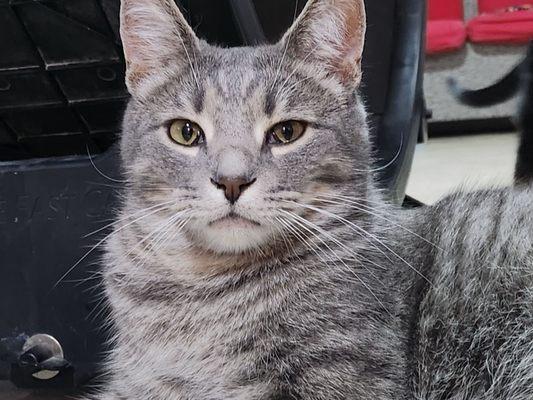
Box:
[119,0,371,255]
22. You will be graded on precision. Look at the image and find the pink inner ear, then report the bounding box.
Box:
[121,12,155,83]
[120,0,198,91]
[285,0,367,84]
[336,1,366,82]
[345,4,366,58]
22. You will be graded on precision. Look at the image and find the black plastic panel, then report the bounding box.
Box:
[188,0,242,46]
[98,0,121,44]
[37,0,113,37]
[372,0,426,202]
[77,101,127,134]
[0,149,121,388]
[15,2,119,70]
[0,6,40,72]
[361,1,395,115]
[0,121,27,161]
[4,108,84,140]
[0,120,13,145]
[54,65,128,105]
[0,0,125,161]
[19,134,90,158]
[0,72,63,111]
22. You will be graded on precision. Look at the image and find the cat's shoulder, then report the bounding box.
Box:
[411,184,533,227]
[430,184,533,235]
[398,185,533,262]
[435,183,533,209]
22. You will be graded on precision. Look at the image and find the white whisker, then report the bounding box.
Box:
[285,200,432,285]
[86,144,128,184]
[313,194,441,250]
[51,204,175,290]
[177,34,200,89]
[280,210,393,316]
[84,200,176,238]
[128,210,189,268]
[270,0,300,92]
[281,209,387,276]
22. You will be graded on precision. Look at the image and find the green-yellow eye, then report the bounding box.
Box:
[168,119,204,146]
[267,121,307,145]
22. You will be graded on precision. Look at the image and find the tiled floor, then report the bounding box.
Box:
[406,132,519,204]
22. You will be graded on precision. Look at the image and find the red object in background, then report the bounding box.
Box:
[478,0,531,13]
[427,21,468,54]
[468,1,533,44]
[426,0,467,54]
[428,0,464,19]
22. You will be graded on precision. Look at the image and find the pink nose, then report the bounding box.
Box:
[211,176,256,204]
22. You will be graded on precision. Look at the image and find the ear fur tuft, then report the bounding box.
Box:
[120,0,199,93]
[282,0,366,85]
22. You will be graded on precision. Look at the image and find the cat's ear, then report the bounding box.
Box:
[281,0,366,85]
[120,0,199,94]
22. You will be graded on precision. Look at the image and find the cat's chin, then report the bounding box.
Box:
[209,215,261,230]
[194,217,273,254]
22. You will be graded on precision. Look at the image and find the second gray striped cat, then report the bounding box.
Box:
[84,0,533,399]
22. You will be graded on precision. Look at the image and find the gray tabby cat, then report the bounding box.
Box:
[86,0,533,399]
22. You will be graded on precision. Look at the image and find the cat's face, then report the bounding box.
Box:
[119,0,369,255]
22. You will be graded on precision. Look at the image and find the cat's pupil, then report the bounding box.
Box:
[182,123,194,142]
[281,123,294,141]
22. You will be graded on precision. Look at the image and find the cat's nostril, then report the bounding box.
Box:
[211,176,256,204]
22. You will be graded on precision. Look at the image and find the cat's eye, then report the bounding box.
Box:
[168,119,205,147]
[267,121,307,145]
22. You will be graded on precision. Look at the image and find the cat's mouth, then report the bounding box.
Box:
[209,212,261,229]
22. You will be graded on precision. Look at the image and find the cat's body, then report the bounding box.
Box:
[97,184,533,400]
[86,1,533,399]
[411,188,533,399]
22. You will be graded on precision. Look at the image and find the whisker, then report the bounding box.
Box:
[276,217,338,278]
[128,214,191,274]
[270,0,300,91]
[127,210,189,268]
[280,211,393,316]
[284,200,432,285]
[86,296,109,323]
[64,270,103,288]
[272,217,298,258]
[177,33,200,89]
[84,200,177,238]
[284,201,397,265]
[51,204,174,290]
[147,217,189,258]
[312,194,441,250]
[162,217,191,252]
[302,191,388,207]
[281,210,387,275]
[85,181,126,189]
[86,144,128,184]
[354,134,403,173]
[145,213,185,253]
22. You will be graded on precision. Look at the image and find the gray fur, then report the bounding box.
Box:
[410,189,533,400]
[83,0,533,399]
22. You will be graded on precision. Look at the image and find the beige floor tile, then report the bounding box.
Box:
[406,133,519,204]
